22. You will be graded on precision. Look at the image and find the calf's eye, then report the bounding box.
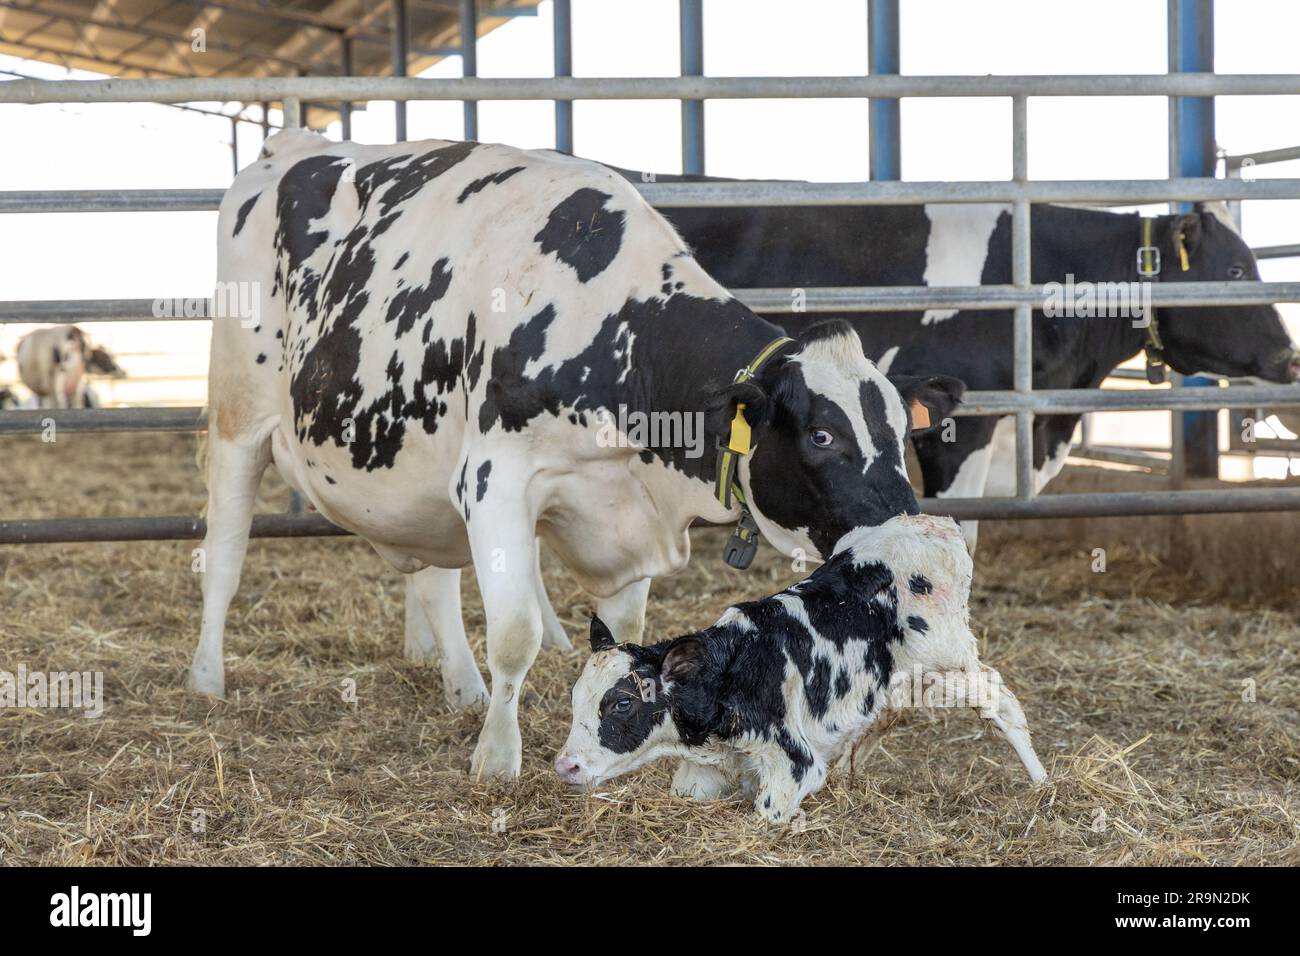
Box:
[810,428,835,448]
[614,698,633,715]
[1227,265,1245,279]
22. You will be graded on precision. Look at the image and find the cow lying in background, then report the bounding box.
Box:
[15,325,125,408]
[556,513,1047,823]
[199,129,961,779]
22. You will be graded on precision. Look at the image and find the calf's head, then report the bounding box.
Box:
[1157,204,1298,383]
[555,617,705,788]
[713,320,963,561]
[86,345,126,378]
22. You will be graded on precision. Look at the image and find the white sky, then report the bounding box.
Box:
[1,0,1297,434]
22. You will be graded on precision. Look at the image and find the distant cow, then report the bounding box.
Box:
[197,130,961,779]
[556,513,1048,822]
[16,325,125,408]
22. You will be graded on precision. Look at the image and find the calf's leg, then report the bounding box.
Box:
[408,566,488,711]
[972,665,1048,784]
[188,435,270,696]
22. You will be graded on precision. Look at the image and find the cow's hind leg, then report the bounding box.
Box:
[596,577,651,644]
[188,435,270,696]
[408,566,488,711]
[403,574,438,663]
[467,478,543,779]
[972,665,1048,785]
[534,541,571,650]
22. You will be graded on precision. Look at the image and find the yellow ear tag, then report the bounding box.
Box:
[910,400,931,430]
[1177,232,1191,272]
[727,404,752,455]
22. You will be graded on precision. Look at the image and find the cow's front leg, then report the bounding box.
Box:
[752,747,822,825]
[596,577,651,644]
[468,501,544,779]
[408,566,488,711]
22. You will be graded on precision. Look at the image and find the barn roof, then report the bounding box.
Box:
[0,1,539,122]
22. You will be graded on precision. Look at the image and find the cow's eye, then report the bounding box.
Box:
[1227,265,1245,279]
[810,428,835,448]
[613,698,633,715]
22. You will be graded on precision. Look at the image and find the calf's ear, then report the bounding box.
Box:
[661,636,705,685]
[888,374,965,433]
[589,615,616,652]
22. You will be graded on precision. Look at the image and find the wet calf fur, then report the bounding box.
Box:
[557,514,1048,823]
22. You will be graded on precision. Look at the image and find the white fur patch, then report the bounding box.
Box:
[920,204,1008,324]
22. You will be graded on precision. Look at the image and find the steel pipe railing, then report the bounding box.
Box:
[5,281,1300,325]
[6,487,1300,545]
[6,176,1300,215]
[4,385,1297,437]
[4,73,1300,104]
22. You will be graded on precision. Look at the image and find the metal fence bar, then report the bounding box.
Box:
[4,386,1296,436]
[7,487,1300,544]
[679,0,705,174]
[5,73,1300,104]
[553,0,573,153]
[1255,243,1300,260]
[6,282,1300,325]
[0,514,347,544]
[8,177,1300,214]
[1010,94,1034,499]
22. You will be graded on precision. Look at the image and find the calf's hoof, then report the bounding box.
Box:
[403,639,439,664]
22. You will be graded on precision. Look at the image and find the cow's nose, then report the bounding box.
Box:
[554,752,584,785]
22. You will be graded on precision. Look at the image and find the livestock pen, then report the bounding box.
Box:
[1,0,1298,868]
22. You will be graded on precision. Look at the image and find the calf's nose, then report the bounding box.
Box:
[554,751,584,785]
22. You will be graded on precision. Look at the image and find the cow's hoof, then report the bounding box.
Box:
[470,737,522,780]
[404,641,439,665]
[185,666,225,698]
[671,761,736,801]
[443,675,489,712]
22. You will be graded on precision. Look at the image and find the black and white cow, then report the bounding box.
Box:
[15,325,125,409]
[656,195,1300,550]
[556,513,1048,823]
[196,130,961,778]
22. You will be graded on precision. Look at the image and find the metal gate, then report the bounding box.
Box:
[3,9,1300,545]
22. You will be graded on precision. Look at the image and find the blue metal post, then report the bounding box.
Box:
[868,0,900,181]
[553,0,573,153]
[1170,0,1218,477]
[679,0,704,175]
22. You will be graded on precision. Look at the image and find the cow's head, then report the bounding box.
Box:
[554,616,700,788]
[1155,204,1298,383]
[86,344,126,379]
[710,320,964,561]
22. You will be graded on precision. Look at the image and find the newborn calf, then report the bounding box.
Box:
[556,514,1048,823]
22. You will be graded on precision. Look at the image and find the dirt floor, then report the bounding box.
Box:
[1,432,1297,865]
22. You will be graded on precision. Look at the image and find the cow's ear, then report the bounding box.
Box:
[589,615,616,652]
[661,636,705,685]
[1175,212,1204,258]
[888,374,965,433]
[706,379,767,436]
